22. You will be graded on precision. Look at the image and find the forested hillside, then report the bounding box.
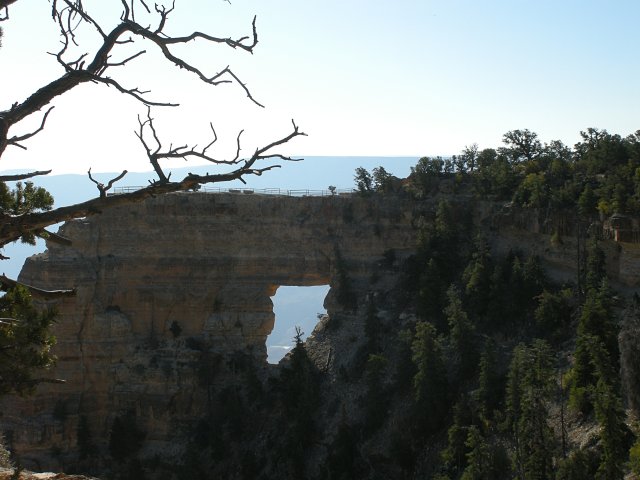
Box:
[3,128,640,480]
[152,128,640,479]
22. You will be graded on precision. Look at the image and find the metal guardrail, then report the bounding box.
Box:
[110,186,356,197]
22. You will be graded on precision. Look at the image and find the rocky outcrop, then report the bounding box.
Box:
[1,192,418,471]
[3,192,640,474]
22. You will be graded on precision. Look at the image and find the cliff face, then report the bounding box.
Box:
[3,192,640,474]
[2,192,417,470]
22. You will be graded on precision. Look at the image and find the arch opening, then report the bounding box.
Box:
[267,285,330,364]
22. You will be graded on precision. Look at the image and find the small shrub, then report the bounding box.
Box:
[0,436,12,469]
[630,436,640,476]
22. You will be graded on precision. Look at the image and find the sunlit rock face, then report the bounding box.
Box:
[2,192,417,469]
[4,192,640,473]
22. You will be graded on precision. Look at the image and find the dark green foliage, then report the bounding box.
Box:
[463,234,493,320]
[416,200,468,326]
[460,426,510,480]
[555,449,600,480]
[326,416,363,480]
[570,282,619,414]
[411,321,449,435]
[363,354,388,434]
[585,239,607,294]
[277,327,320,476]
[505,341,556,480]
[483,252,546,331]
[593,377,630,480]
[372,166,393,192]
[441,398,474,474]
[354,167,373,195]
[0,285,57,396]
[0,181,54,244]
[534,288,573,340]
[408,156,447,197]
[578,183,598,217]
[393,328,417,392]
[0,434,12,469]
[474,339,503,421]
[445,285,478,382]
[629,435,640,477]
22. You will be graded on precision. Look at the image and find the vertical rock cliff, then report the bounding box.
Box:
[2,192,418,470]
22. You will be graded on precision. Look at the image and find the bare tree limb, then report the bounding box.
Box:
[0,170,52,182]
[6,107,55,150]
[0,121,306,248]
[0,274,76,298]
[135,107,256,184]
[35,228,72,246]
[88,168,128,198]
[0,4,263,156]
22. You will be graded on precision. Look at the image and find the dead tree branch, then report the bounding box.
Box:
[0,2,262,156]
[135,107,249,184]
[0,121,306,248]
[88,168,128,198]
[35,228,72,246]
[6,107,55,150]
[0,274,76,298]
[0,170,52,182]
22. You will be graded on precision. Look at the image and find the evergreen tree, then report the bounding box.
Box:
[474,339,502,421]
[372,166,393,192]
[445,285,478,382]
[441,398,473,474]
[363,353,388,433]
[534,289,572,339]
[411,321,449,435]
[278,327,320,476]
[585,238,606,295]
[593,378,628,480]
[570,280,619,414]
[0,285,57,395]
[354,167,373,195]
[460,426,492,480]
[506,341,556,480]
[463,234,493,320]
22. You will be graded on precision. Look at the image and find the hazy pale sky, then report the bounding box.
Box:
[2,0,639,174]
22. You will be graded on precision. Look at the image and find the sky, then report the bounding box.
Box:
[1,0,640,178]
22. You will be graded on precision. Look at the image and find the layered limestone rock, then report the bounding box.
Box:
[2,192,418,470]
[3,192,640,473]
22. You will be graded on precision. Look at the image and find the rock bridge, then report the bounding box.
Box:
[6,192,417,466]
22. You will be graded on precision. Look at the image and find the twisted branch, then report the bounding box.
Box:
[0,120,306,248]
[0,2,263,157]
[88,168,129,198]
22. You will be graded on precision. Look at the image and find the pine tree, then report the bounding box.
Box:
[412,321,449,435]
[475,339,502,421]
[364,353,388,433]
[446,285,478,383]
[460,426,492,480]
[0,285,57,396]
[463,234,493,319]
[570,280,620,414]
[506,341,556,479]
[441,398,473,474]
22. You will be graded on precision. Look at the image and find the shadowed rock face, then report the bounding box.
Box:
[3,192,418,468]
[5,192,640,472]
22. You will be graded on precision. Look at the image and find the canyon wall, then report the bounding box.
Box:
[2,192,640,473]
[1,192,418,470]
